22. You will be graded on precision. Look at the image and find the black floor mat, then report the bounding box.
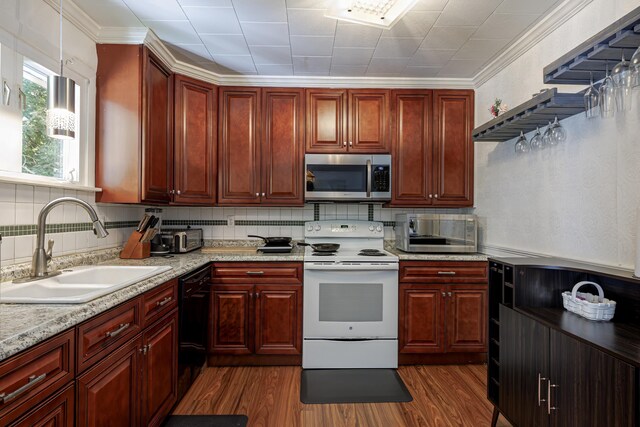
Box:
[163,415,248,427]
[300,369,413,404]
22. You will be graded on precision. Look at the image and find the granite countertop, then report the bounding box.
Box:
[0,247,304,362]
[0,243,485,362]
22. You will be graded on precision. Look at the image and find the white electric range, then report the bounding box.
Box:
[302,220,399,369]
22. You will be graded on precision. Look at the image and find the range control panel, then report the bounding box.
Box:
[304,220,384,238]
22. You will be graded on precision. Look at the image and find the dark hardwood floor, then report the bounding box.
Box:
[173,365,511,426]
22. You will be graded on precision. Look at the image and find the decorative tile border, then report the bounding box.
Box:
[236,220,305,226]
[368,204,374,221]
[314,204,320,221]
[0,221,139,237]
[163,220,227,226]
[383,221,395,227]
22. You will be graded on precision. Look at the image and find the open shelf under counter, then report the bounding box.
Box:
[472,88,584,142]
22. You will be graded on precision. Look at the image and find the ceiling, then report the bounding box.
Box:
[72,0,563,78]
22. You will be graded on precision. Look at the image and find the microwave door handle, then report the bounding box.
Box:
[366,159,372,198]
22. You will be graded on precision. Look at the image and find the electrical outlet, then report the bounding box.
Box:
[227,215,235,227]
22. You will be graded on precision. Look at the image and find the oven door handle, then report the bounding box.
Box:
[304,263,398,271]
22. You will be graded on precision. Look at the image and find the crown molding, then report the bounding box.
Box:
[97,27,148,44]
[473,0,594,88]
[42,0,100,42]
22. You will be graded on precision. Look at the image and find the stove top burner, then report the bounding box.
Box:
[358,251,386,256]
[359,248,382,254]
[312,252,336,256]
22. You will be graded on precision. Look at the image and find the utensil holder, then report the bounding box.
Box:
[120,231,150,259]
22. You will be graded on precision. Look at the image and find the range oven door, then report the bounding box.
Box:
[303,262,398,339]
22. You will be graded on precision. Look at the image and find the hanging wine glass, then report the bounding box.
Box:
[514,131,530,154]
[542,121,555,146]
[584,72,599,119]
[611,53,632,112]
[530,127,545,151]
[550,116,566,144]
[599,62,616,118]
[631,45,640,88]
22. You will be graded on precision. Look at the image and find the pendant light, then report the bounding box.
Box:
[46,0,76,140]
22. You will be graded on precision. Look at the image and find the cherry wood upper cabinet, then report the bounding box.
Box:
[261,89,304,205]
[95,45,174,204]
[306,89,389,153]
[390,89,474,207]
[391,90,433,205]
[433,90,474,206]
[218,87,262,205]
[173,75,217,205]
[348,90,390,153]
[305,89,348,153]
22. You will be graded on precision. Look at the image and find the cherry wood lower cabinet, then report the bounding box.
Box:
[5,384,75,427]
[209,263,303,364]
[398,261,487,364]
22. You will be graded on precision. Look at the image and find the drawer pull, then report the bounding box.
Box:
[246,271,264,275]
[437,271,456,276]
[156,296,173,307]
[105,323,130,339]
[0,373,47,403]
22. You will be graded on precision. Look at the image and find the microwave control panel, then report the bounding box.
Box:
[371,165,390,192]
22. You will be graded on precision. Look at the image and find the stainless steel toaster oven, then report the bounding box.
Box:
[395,214,478,253]
[161,228,203,253]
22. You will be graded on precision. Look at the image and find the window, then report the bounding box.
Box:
[20,59,80,182]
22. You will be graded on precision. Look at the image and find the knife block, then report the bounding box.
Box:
[120,231,150,259]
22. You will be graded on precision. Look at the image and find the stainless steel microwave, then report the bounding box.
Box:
[395,213,478,253]
[305,154,392,202]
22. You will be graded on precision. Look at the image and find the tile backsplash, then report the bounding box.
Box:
[0,181,472,268]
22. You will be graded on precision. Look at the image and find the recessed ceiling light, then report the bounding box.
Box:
[325,0,419,30]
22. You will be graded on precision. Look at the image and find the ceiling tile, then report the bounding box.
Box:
[403,66,442,77]
[473,13,539,40]
[288,9,336,36]
[169,43,214,61]
[72,0,142,27]
[332,47,374,66]
[436,0,503,26]
[232,0,287,22]
[123,0,187,21]
[255,63,294,74]
[241,22,290,45]
[420,26,477,50]
[293,56,332,73]
[411,0,449,11]
[286,0,330,8]
[384,11,439,38]
[453,38,510,60]
[183,7,242,34]
[373,37,422,58]
[290,36,334,56]
[201,34,250,54]
[249,46,292,64]
[211,55,256,72]
[496,0,560,15]
[334,23,382,48]
[144,20,201,43]
[179,0,232,6]
[409,49,456,66]
[367,57,410,74]
[330,65,368,76]
[437,59,486,77]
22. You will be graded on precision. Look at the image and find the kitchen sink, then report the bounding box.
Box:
[0,265,172,304]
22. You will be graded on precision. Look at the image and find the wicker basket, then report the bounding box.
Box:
[562,281,616,321]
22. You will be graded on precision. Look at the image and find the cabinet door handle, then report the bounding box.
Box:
[441,292,446,297]
[537,373,547,406]
[156,296,172,307]
[176,190,181,195]
[256,292,260,299]
[0,373,47,403]
[246,271,264,275]
[349,141,353,146]
[448,291,452,297]
[105,322,130,339]
[343,141,347,147]
[428,194,433,198]
[547,381,559,414]
[434,194,439,198]
[261,193,265,197]
[255,193,259,197]
[437,271,456,276]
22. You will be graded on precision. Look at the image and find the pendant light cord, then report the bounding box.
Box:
[59,0,63,76]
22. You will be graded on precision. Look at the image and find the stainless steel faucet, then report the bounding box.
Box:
[22,197,109,282]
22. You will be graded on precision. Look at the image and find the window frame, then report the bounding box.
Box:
[0,37,97,191]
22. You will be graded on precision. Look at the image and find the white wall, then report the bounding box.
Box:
[474,0,640,268]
